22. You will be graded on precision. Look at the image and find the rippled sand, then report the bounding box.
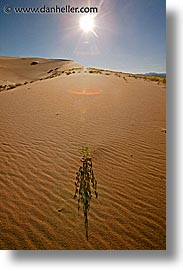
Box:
[0,58,166,250]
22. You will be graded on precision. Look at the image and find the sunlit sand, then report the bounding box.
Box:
[0,57,166,250]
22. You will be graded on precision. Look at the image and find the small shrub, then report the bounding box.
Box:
[30,61,39,65]
[47,69,53,74]
[7,84,16,90]
[162,78,166,85]
[74,145,98,240]
[16,83,22,87]
[88,68,102,74]
[0,84,7,91]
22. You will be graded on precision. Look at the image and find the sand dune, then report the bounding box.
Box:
[0,57,166,249]
[0,56,83,85]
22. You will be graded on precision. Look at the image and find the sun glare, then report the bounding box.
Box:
[79,15,95,33]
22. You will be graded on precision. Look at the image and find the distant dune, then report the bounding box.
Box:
[0,56,83,86]
[0,57,166,250]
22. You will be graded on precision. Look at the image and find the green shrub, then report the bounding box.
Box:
[74,145,98,240]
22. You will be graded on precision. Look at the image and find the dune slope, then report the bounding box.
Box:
[0,58,166,250]
[0,56,83,85]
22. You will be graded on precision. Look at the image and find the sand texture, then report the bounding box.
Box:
[0,57,166,250]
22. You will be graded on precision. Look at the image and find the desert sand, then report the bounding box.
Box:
[0,57,166,250]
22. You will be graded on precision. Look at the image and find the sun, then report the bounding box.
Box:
[79,15,95,34]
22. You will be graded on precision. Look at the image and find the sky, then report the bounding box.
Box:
[0,0,166,73]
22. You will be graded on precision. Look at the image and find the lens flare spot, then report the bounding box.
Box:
[70,89,102,95]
